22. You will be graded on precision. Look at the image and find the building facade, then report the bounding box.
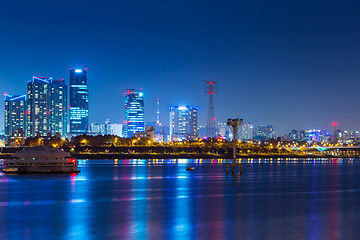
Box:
[49,79,67,137]
[26,76,68,137]
[124,89,144,137]
[27,77,52,137]
[4,94,27,140]
[254,124,275,140]
[133,126,155,140]
[169,106,198,141]
[69,68,89,135]
[91,119,123,137]
[237,123,254,141]
[218,123,227,138]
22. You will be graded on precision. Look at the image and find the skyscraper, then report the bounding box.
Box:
[124,89,144,137]
[69,68,89,135]
[188,106,198,140]
[237,123,254,140]
[4,94,27,140]
[49,79,67,137]
[26,76,68,138]
[27,76,52,137]
[169,106,198,141]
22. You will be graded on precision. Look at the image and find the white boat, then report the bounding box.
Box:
[2,146,79,173]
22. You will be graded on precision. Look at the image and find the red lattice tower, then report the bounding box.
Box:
[205,81,217,138]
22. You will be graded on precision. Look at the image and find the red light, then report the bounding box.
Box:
[69,159,77,165]
[70,68,72,70]
[209,82,213,84]
[47,111,50,114]
[123,121,127,124]
[4,93,7,96]
[332,122,337,126]
[26,111,29,115]
[209,91,213,94]
[84,68,87,71]
[69,105,71,108]
[212,118,215,121]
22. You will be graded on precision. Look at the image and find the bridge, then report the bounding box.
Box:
[294,146,360,157]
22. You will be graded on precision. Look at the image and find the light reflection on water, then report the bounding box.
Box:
[0,158,360,239]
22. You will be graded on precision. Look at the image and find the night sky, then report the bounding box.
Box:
[1,0,360,135]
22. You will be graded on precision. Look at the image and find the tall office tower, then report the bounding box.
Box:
[4,94,27,140]
[188,106,198,140]
[69,68,89,135]
[49,79,67,137]
[124,89,144,137]
[169,106,198,141]
[27,77,52,137]
[237,123,254,141]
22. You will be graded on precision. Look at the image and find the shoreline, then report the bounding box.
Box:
[70,153,340,159]
[1,152,354,159]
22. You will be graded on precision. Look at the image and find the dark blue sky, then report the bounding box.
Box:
[1,0,360,135]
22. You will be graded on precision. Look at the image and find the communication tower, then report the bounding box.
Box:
[205,81,216,138]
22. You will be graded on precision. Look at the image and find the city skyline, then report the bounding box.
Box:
[1,0,360,134]
[2,67,360,136]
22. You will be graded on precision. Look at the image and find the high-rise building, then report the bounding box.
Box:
[169,106,198,141]
[218,123,227,137]
[188,107,198,139]
[69,68,89,135]
[254,124,275,140]
[4,94,27,140]
[27,76,52,137]
[237,123,254,141]
[26,76,68,138]
[108,123,123,137]
[91,122,101,134]
[124,89,144,137]
[305,129,330,142]
[49,79,67,137]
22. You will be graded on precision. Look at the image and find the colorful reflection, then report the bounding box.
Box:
[0,158,359,239]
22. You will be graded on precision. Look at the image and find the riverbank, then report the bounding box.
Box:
[70,153,334,159]
[0,152,345,159]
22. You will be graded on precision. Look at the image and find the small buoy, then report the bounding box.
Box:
[186,167,195,171]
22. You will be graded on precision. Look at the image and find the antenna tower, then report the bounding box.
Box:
[156,98,161,126]
[205,81,217,138]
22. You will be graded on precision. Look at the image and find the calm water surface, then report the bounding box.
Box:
[1,158,360,240]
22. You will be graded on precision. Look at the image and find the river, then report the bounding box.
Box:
[1,158,359,239]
